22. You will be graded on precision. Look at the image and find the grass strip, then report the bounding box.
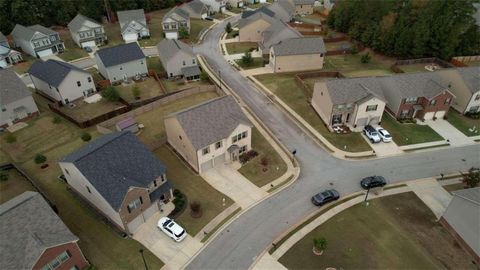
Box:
[403,143,450,152]
[268,175,294,193]
[201,207,242,243]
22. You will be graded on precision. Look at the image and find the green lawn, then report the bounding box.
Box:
[226,30,239,39]
[11,54,36,75]
[343,69,392,77]
[228,7,243,14]
[255,74,371,152]
[136,91,220,146]
[446,109,480,137]
[58,28,89,61]
[146,56,165,74]
[325,41,353,51]
[225,42,257,54]
[117,78,165,103]
[443,183,467,194]
[238,128,288,187]
[56,97,127,123]
[235,57,265,70]
[138,9,170,47]
[161,79,212,93]
[381,114,444,145]
[0,168,36,204]
[212,12,229,20]
[154,146,233,235]
[189,19,214,43]
[102,23,123,47]
[279,192,476,270]
[324,54,395,74]
[86,67,104,82]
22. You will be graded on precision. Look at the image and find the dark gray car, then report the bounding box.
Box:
[360,176,387,189]
[311,189,340,206]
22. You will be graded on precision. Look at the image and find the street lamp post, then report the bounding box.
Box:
[218,69,222,90]
[364,187,371,206]
[139,249,148,270]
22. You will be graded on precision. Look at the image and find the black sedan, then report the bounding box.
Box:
[311,189,340,206]
[360,176,387,189]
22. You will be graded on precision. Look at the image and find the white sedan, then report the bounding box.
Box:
[157,217,187,242]
[376,127,392,142]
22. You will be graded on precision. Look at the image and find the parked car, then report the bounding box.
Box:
[84,46,93,53]
[157,217,187,242]
[360,176,387,189]
[376,127,392,142]
[363,125,381,143]
[311,189,340,206]
[204,16,214,21]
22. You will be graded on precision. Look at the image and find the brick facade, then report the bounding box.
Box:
[32,242,89,270]
[119,187,152,226]
[395,91,455,120]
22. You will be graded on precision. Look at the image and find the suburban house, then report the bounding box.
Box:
[228,0,245,8]
[200,0,227,13]
[68,14,107,48]
[95,43,147,83]
[162,7,190,40]
[267,0,295,22]
[0,32,22,68]
[11,24,64,58]
[28,59,96,105]
[59,131,173,235]
[238,12,276,42]
[117,9,150,43]
[380,72,455,120]
[165,95,253,174]
[437,67,480,114]
[440,187,480,264]
[312,77,386,131]
[180,0,209,19]
[259,19,302,54]
[293,0,315,15]
[0,69,39,127]
[241,6,275,20]
[157,39,201,81]
[269,37,326,72]
[0,191,89,270]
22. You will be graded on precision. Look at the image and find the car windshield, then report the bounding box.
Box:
[371,132,379,136]
[163,219,171,227]
[321,191,331,197]
[175,230,185,238]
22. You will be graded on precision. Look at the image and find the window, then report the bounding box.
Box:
[140,60,144,64]
[79,32,85,38]
[41,251,71,270]
[88,77,92,83]
[346,103,353,108]
[232,135,238,143]
[161,174,166,182]
[86,31,92,37]
[183,61,186,66]
[154,180,157,187]
[232,131,246,143]
[77,81,81,87]
[95,28,101,33]
[202,146,210,155]
[163,23,170,30]
[33,41,40,47]
[215,141,222,149]
[404,97,418,104]
[366,105,378,112]
[192,59,196,64]
[1,107,5,112]
[469,106,479,113]
[332,114,342,125]
[172,23,177,29]
[400,110,409,117]
[429,99,437,106]
[475,94,480,101]
[241,131,247,139]
[127,197,143,213]
[120,66,123,70]
[239,145,247,154]
[86,186,91,193]
[337,104,345,109]
[444,98,451,105]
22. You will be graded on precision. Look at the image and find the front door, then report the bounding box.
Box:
[231,151,238,161]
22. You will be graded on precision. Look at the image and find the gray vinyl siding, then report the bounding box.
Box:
[0,95,39,126]
[102,59,148,83]
[166,52,197,77]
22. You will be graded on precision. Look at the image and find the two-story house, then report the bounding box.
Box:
[165,95,253,174]
[117,9,150,43]
[228,0,245,8]
[68,14,107,48]
[437,67,480,115]
[59,131,173,235]
[28,59,96,105]
[0,31,22,68]
[0,191,89,270]
[11,24,64,58]
[312,77,387,131]
[238,11,276,42]
[180,0,209,19]
[162,8,190,40]
[200,0,227,13]
[94,43,147,83]
[293,0,315,15]
[269,37,325,72]
[1,69,39,127]
[157,39,200,81]
[259,19,302,55]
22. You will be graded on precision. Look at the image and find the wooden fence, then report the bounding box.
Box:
[294,71,344,98]
[452,55,480,64]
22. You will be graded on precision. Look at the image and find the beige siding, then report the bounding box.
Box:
[104,59,148,83]
[31,75,63,101]
[271,49,324,73]
[352,97,386,129]
[164,51,197,77]
[311,82,333,126]
[239,19,272,42]
[58,70,96,103]
[165,117,199,171]
[294,4,314,15]
[0,95,39,126]
[438,69,472,113]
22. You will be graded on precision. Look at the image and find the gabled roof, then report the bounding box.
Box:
[68,14,102,33]
[167,95,253,150]
[157,39,194,66]
[380,72,449,99]
[272,37,326,56]
[238,11,276,28]
[241,6,275,19]
[61,131,167,210]
[179,0,208,18]
[95,43,145,68]
[266,0,294,22]
[0,69,33,106]
[11,24,57,41]
[163,7,190,23]
[0,192,78,270]
[28,59,87,88]
[117,9,147,29]
[261,20,302,50]
[323,77,386,105]
[456,67,480,94]
[294,0,315,5]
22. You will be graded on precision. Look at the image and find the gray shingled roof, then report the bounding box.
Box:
[272,37,326,56]
[294,0,315,5]
[179,0,208,18]
[0,192,78,270]
[241,6,275,19]
[11,24,57,41]
[266,0,294,22]
[238,11,276,28]
[456,67,480,94]
[182,65,201,77]
[28,59,87,87]
[68,14,101,33]
[157,39,194,65]
[452,187,480,205]
[261,20,302,50]
[0,69,33,106]
[380,72,448,99]
[61,131,167,210]
[96,43,145,67]
[168,95,253,150]
[117,9,147,29]
[324,77,386,105]
[163,7,190,23]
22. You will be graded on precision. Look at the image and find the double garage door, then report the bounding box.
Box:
[36,48,53,58]
[81,40,96,48]
[424,111,446,120]
[200,154,226,173]
[356,116,380,127]
[127,203,159,234]
[123,33,138,43]
[165,31,178,40]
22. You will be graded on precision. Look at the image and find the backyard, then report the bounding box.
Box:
[255,73,371,152]
[446,109,480,137]
[139,9,170,47]
[116,77,166,103]
[225,42,258,54]
[235,57,265,70]
[55,97,127,123]
[381,114,444,145]
[154,145,234,235]
[238,128,288,187]
[324,40,353,51]
[86,67,104,82]
[57,27,89,61]
[279,192,476,270]
[324,53,395,77]
[397,63,443,73]
[0,168,36,204]
[161,79,212,93]
[102,22,123,47]
[147,56,165,74]
[11,55,36,75]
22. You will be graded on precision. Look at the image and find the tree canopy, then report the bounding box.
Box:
[326,0,480,60]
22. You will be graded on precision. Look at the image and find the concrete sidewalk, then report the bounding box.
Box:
[426,119,475,146]
[407,177,453,219]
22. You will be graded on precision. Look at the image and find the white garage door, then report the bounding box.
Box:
[143,203,158,221]
[423,112,435,120]
[356,117,368,127]
[127,214,144,234]
[369,116,380,125]
[165,32,178,40]
[213,154,226,167]
[434,111,446,119]
[200,159,213,173]
[123,33,138,43]
[37,48,53,58]
[81,40,96,48]
[201,13,207,19]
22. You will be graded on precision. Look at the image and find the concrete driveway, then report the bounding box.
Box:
[426,119,473,146]
[362,133,403,157]
[133,210,202,269]
[201,165,268,209]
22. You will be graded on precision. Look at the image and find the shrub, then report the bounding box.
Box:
[350,46,358,55]
[52,116,62,124]
[241,52,253,66]
[132,85,141,100]
[81,132,92,142]
[260,156,269,167]
[360,53,371,63]
[4,133,16,143]
[313,237,328,251]
[200,71,210,82]
[225,22,232,33]
[239,150,259,164]
[101,86,120,102]
[462,167,480,188]
[34,154,47,164]
[0,172,9,182]
[179,26,189,39]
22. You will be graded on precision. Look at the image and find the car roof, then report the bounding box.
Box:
[168,220,184,234]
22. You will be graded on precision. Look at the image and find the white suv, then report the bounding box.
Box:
[363,125,381,143]
[157,217,187,242]
[376,127,392,142]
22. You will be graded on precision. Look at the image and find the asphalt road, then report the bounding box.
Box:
[187,16,480,270]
